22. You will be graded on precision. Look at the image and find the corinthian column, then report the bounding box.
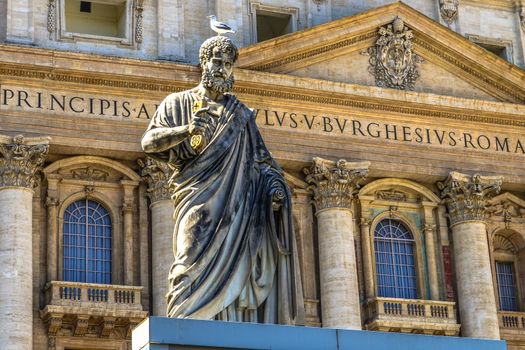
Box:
[438,172,502,339]
[305,157,370,329]
[140,157,173,316]
[0,134,49,349]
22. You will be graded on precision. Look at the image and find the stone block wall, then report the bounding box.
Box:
[0,0,6,42]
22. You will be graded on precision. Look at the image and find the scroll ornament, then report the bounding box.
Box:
[305,157,369,211]
[438,172,502,226]
[138,156,171,203]
[0,135,49,189]
[368,17,421,90]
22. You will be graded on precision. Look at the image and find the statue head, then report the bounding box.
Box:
[199,36,239,94]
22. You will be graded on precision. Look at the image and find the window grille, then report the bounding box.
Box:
[496,261,518,311]
[374,218,417,299]
[63,199,112,284]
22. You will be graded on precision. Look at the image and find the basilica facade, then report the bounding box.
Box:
[1,0,525,349]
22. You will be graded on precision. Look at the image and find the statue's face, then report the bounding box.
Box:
[201,47,235,94]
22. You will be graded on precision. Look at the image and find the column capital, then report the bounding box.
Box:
[138,157,171,203]
[438,171,502,226]
[305,157,370,212]
[0,134,50,189]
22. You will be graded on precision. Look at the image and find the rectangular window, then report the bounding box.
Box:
[496,261,518,311]
[249,3,298,44]
[467,34,514,64]
[65,0,126,38]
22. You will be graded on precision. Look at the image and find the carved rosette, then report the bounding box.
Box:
[439,0,459,24]
[135,0,144,44]
[368,17,421,90]
[438,171,502,226]
[0,135,49,189]
[138,157,171,203]
[305,157,370,212]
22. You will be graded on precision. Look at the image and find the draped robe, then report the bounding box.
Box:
[145,90,304,324]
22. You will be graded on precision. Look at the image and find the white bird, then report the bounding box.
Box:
[207,15,235,36]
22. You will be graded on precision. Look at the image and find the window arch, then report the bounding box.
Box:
[63,199,112,284]
[493,233,520,311]
[374,218,417,299]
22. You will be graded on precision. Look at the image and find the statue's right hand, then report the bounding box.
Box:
[189,107,210,135]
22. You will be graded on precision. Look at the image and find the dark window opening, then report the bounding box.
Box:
[256,11,292,43]
[65,0,127,38]
[80,1,91,13]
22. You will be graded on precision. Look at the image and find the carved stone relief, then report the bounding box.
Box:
[305,157,369,211]
[368,17,421,90]
[71,166,109,181]
[493,234,517,254]
[376,189,407,202]
[487,200,525,229]
[439,0,459,24]
[438,172,502,226]
[138,157,171,203]
[0,135,49,188]
[47,0,56,39]
[135,0,144,44]
[520,7,525,33]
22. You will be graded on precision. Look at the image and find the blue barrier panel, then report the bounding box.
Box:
[133,317,507,350]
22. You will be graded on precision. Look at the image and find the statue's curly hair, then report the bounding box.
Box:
[199,36,239,67]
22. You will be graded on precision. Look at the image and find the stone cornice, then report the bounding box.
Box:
[305,157,370,211]
[438,171,502,226]
[0,134,50,189]
[138,157,171,203]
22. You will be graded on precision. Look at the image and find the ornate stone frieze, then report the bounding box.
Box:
[138,157,171,203]
[376,189,407,202]
[71,166,109,181]
[439,0,459,24]
[305,157,370,211]
[437,172,502,226]
[0,134,49,189]
[368,17,421,90]
[493,234,516,254]
[135,0,144,44]
[47,0,56,39]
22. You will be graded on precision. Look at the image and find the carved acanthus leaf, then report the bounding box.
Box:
[368,17,421,90]
[376,189,407,202]
[305,157,370,211]
[71,166,109,181]
[438,172,502,226]
[439,0,459,24]
[487,200,524,228]
[139,157,171,203]
[0,135,49,189]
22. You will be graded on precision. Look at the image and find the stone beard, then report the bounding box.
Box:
[141,36,304,325]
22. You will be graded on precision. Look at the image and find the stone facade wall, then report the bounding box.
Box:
[2,0,524,68]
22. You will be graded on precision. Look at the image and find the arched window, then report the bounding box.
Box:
[63,199,112,284]
[374,218,417,299]
[493,234,520,311]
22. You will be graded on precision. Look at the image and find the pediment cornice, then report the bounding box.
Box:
[237,2,525,104]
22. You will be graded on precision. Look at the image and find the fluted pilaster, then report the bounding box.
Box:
[0,134,49,350]
[305,157,369,329]
[438,171,501,339]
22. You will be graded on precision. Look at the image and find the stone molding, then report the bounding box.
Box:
[520,7,525,33]
[439,0,459,24]
[368,17,421,90]
[438,171,502,226]
[305,157,370,211]
[0,134,50,189]
[138,157,171,203]
[135,0,144,44]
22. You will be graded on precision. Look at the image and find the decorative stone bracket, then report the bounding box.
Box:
[305,157,370,211]
[439,0,459,24]
[0,134,50,189]
[437,171,502,226]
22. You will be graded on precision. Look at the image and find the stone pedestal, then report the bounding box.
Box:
[306,158,369,329]
[439,172,502,340]
[140,157,173,316]
[0,134,49,349]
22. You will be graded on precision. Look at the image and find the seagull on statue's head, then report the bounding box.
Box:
[207,15,235,36]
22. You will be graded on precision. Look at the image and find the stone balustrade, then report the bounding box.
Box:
[364,297,460,336]
[498,311,525,345]
[40,281,148,342]
[45,281,143,310]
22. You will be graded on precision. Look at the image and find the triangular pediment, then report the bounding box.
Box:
[237,2,525,103]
